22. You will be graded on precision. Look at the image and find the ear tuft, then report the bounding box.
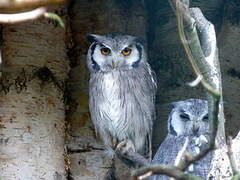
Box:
[165,101,181,108]
[164,103,175,109]
[86,34,99,43]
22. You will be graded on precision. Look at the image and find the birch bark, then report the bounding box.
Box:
[0,7,69,180]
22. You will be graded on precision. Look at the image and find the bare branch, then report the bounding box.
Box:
[0,0,66,11]
[0,7,47,23]
[132,164,203,180]
[0,0,67,25]
[0,8,65,28]
[116,149,150,167]
[138,171,153,180]
[188,74,203,87]
[169,138,189,180]
[174,137,189,166]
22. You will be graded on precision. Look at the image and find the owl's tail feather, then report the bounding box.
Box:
[141,132,152,161]
[148,132,152,161]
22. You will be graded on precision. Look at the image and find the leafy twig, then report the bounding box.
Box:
[44,12,65,28]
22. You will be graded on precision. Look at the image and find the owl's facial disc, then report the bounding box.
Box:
[91,42,143,71]
[87,33,147,72]
[168,99,209,137]
[170,110,186,136]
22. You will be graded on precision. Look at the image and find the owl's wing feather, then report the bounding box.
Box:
[150,135,187,180]
[187,136,213,179]
[150,135,213,180]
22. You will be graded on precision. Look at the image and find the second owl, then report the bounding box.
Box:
[150,99,212,179]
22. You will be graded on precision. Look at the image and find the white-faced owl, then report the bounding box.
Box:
[151,99,212,179]
[86,33,157,159]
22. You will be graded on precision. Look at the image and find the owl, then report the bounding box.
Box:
[150,99,212,180]
[86,33,157,159]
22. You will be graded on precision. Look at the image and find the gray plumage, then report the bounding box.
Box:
[150,99,213,180]
[86,34,157,158]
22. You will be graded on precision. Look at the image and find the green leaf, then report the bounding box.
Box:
[44,12,65,28]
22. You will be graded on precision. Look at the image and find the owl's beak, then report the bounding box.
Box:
[192,125,199,135]
[112,61,119,68]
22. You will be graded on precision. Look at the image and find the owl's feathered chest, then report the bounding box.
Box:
[101,72,120,101]
[90,70,135,124]
[89,65,156,140]
[98,72,122,125]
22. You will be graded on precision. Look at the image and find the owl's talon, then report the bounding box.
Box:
[116,140,135,155]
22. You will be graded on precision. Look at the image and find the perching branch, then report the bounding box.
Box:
[132,165,203,180]
[116,148,150,167]
[132,0,223,179]
[0,0,66,11]
[131,137,202,180]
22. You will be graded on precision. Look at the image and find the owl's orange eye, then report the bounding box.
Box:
[101,47,111,55]
[121,48,132,56]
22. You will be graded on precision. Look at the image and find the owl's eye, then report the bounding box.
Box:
[180,113,190,121]
[100,47,111,55]
[121,48,132,56]
[202,114,209,122]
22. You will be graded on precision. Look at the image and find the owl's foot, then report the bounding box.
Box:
[115,140,149,167]
[115,140,136,167]
[116,140,136,155]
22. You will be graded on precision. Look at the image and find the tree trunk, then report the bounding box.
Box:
[208,10,240,179]
[0,7,69,180]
